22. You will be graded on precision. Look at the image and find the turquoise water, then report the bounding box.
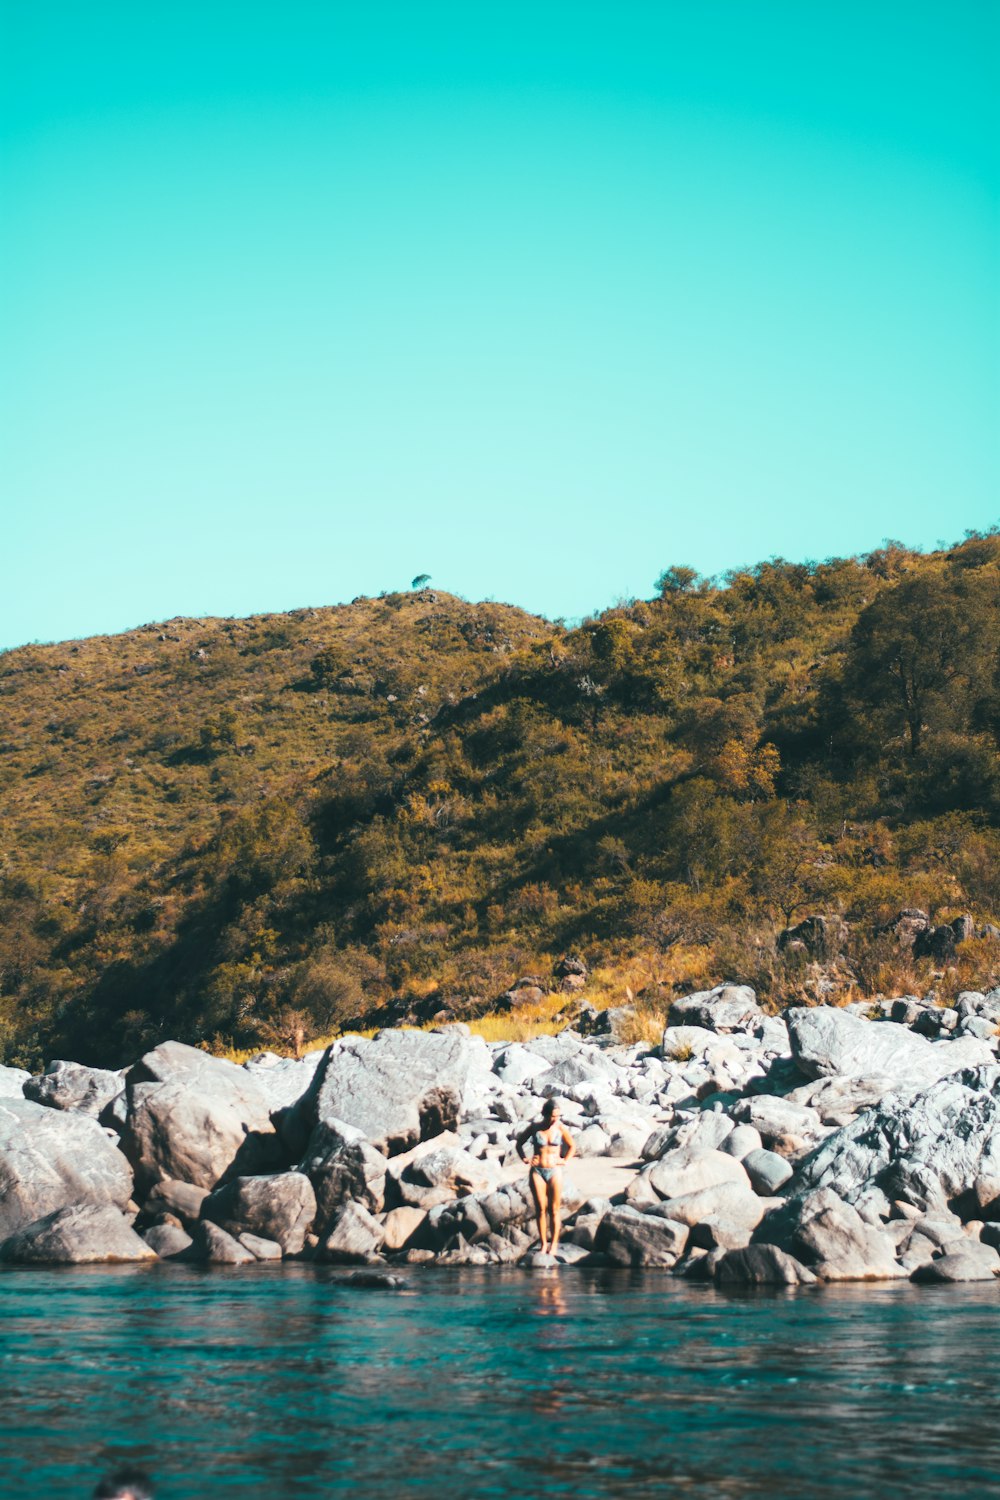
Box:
[2,1266,1000,1498]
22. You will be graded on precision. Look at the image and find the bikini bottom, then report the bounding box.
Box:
[532,1166,561,1184]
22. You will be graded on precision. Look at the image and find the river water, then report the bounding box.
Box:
[2,1264,999,1498]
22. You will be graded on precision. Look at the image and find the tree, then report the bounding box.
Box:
[411,574,432,590]
[656,565,700,596]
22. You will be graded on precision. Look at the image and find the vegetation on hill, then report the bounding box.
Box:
[2,532,1000,1069]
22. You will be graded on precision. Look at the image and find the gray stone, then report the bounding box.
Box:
[194,1220,256,1264]
[1,1204,155,1264]
[654,1180,765,1231]
[202,1172,316,1255]
[786,1007,993,1087]
[120,1041,278,1194]
[785,1073,897,1126]
[306,1138,388,1230]
[668,985,763,1034]
[689,1216,754,1252]
[144,1178,210,1226]
[143,1223,194,1258]
[732,1094,823,1148]
[756,1188,902,1280]
[322,1201,387,1263]
[380,1206,428,1252]
[743,1149,793,1195]
[596,1206,689,1267]
[646,1147,750,1202]
[24,1060,124,1118]
[714,1244,816,1285]
[911,1242,1000,1283]
[721,1124,763,1160]
[239,1232,284,1261]
[292,1030,491,1157]
[0,1065,30,1098]
[792,1065,1000,1208]
[0,1097,133,1241]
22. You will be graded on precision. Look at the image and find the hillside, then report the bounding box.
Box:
[2,533,1000,1068]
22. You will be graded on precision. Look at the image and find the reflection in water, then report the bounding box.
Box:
[1,1267,1000,1499]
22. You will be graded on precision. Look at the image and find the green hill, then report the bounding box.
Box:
[3,533,1000,1068]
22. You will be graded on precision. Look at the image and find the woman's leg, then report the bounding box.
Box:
[547,1175,563,1254]
[530,1170,550,1251]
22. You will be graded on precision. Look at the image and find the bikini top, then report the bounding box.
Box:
[533,1124,562,1151]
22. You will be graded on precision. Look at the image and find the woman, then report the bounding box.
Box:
[517,1098,576,1256]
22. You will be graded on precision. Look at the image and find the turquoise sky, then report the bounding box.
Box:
[2,2,997,648]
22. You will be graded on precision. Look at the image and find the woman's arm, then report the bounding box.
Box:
[515,1121,535,1162]
[559,1123,576,1161]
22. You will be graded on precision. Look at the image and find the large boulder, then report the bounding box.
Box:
[240,1053,324,1113]
[287,1030,492,1158]
[786,1007,994,1088]
[595,1206,689,1267]
[322,1201,386,1263]
[24,1060,124,1118]
[755,1188,902,1280]
[714,1244,816,1285]
[0,1065,31,1098]
[119,1041,279,1194]
[668,985,762,1034]
[306,1138,388,1233]
[201,1172,317,1255]
[645,1146,751,1203]
[0,1097,133,1240]
[0,1204,154,1265]
[792,1065,1000,1209]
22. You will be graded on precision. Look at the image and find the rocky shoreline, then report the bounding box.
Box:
[5,984,1000,1285]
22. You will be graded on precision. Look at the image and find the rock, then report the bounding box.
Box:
[721,1125,764,1161]
[526,1251,558,1268]
[786,1007,993,1087]
[322,1201,386,1263]
[714,1244,816,1285]
[396,1145,500,1201]
[646,1147,750,1202]
[911,1242,1000,1283]
[239,1232,284,1261]
[24,1060,124,1118]
[241,1054,322,1114]
[346,1269,405,1289]
[648,1111,735,1159]
[493,1045,552,1088]
[743,1149,793,1195]
[661,1027,746,1069]
[194,1220,256,1264]
[294,1030,491,1157]
[785,1074,897,1126]
[0,1065,30,1098]
[1,1204,155,1264]
[596,1206,689,1267]
[143,1222,194,1259]
[654,1180,766,1231]
[202,1172,316,1255]
[120,1041,278,1194]
[689,1217,754,1252]
[554,956,588,980]
[756,1188,902,1280]
[381,1206,428,1252]
[792,1065,1000,1209]
[732,1095,823,1148]
[668,984,762,1034]
[144,1179,210,1227]
[0,1097,133,1241]
[538,1050,621,1093]
[305,1136,387,1231]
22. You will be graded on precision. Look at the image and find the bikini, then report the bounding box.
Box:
[531,1124,563,1182]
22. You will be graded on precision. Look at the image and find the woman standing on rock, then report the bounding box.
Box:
[517,1099,576,1256]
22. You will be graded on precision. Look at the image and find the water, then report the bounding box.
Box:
[2,1265,1000,1499]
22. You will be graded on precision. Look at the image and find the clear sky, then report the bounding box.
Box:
[2,2,997,648]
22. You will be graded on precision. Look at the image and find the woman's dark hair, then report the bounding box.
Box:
[93,1469,155,1500]
[541,1098,560,1120]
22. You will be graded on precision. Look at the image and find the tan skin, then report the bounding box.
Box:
[517,1106,576,1255]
